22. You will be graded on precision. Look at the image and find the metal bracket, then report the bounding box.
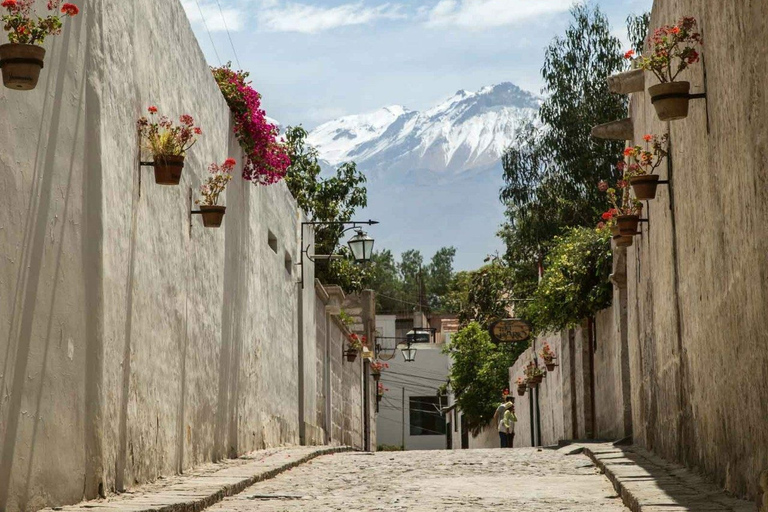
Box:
[656,180,670,185]
[650,92,707,103]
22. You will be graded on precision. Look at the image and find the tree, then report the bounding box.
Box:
[500,2,627,302]
[519,227,613,334]
[444,322,524,434]
[426,247,457,311]
[284,126,368,288]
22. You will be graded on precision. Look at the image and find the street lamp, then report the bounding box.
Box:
[298,220,379,288]
[347,230,375,263]
[401,343,417,362]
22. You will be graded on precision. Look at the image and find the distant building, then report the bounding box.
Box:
[374,312,458,450]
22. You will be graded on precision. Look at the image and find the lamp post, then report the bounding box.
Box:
[295,219,378,447]
[298,220,378,288]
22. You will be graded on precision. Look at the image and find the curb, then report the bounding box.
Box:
[582,446,641,512]
[157,446,354,512]
[49,446,355,512]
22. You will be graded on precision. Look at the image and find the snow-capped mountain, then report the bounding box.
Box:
[306,82,541,271]
[308,82,540,177]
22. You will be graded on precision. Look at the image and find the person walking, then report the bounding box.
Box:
[503,397,517,448]
[494,391,514,448]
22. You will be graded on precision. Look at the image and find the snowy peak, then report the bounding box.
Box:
[307,83,540,175]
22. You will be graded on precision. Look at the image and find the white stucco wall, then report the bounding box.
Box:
[376,344,450,450]
[0,2,365,512]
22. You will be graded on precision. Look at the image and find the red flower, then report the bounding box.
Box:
[148,106,158,114]
[623,147,633,157]
[616,161,626,171]
[601,211,613,221]
[61,3,78,16]
[1,0,17,8]
[598,180,609,192]
[193,127,202,135]
[223,158,237,168]
[624,49,635,60]
[643,134,652,142]
[671,26,681,35]
[617,180,628,189]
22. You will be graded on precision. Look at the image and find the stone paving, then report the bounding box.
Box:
[580,444,754,512]
[207,448,629,511]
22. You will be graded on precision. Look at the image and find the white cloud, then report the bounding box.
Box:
[425,0,572,29]
[259,2,406,34]
[181,0,246,32]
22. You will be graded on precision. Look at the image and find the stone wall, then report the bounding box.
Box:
[509,306,631,447]
[0,2,373,511]
[623,0,768,500]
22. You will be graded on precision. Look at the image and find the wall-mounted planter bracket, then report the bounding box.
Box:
[650,92,706,103]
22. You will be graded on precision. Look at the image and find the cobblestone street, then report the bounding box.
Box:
[207,448,628,511]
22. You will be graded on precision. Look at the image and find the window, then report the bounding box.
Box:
[284,252,293,275]
[409,395,446,436]
[267,230,278,253]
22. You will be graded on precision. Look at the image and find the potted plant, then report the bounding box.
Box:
[623,134,669,200]
[636,17,702,121]
[525,362,545,388]
[137,107,202,185]
[600,176,643,237]
[370,361,388,383]
[540,343,557,371]
[0,0,79,90]
[376,382,387,403]
[346,333,366,362]
[516,377,527,396]
[195,158,235,228]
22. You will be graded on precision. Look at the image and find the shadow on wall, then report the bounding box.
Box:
[0,24,90,510]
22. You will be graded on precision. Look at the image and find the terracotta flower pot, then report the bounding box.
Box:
[528,381,538,389]
[373,372,380,383]
[630,174,660,200]
[346,350,358,363]
[613,234,634,248]
[610,225,620,237]
[0,43,46,91]
[532,374,543,384]
[153,154,185,185]
[200,206,226,228]
[617,215,640,236]
[649,81,691,121]
[545,363,556,371]
[517,387,526,396]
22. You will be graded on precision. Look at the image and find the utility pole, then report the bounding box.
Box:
[401,387,406,450]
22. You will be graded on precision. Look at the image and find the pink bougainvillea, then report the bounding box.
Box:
[211,64,290,185]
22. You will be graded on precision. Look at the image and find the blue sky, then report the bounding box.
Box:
[182,0,652,270]
[183,0,652,129]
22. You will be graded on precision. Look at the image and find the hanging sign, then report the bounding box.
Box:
[489,318,531,344]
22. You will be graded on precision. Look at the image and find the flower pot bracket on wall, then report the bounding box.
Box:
[650,91,706,103]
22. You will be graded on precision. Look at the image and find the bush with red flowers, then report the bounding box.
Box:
[211,63,291,185]
[1,0,79,45]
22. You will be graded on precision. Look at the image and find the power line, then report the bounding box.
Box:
[377,409,446,436]
[377,292,429,310]
[194,0,222,65]
[214,0,241,68]
[386,370,449,383]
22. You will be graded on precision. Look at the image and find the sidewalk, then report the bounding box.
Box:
[568,443,754,512]
[44,446,352,512]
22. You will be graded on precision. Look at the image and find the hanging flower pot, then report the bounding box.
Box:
[345,349,358,363]
[617,215,640,236]
[0,43,46,90]
[545,362,556,371]
[649,82,691,121]
[154,155,185,185]
[528,380,538,389]
[629,174,660,200]
[138,106,202,186]
[373,372,380,383]
[0,1,80,91]
[517,386,526,396]
[200,206,226,228]
[636,17,702,122]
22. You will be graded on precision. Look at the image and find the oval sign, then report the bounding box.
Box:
[489,319,531,344]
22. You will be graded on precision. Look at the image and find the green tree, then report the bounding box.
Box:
[444,261,516,329]
[500,2,627,303]
[444,322,524,434]
[284,126,368,288]
[426,247,457,311]
[520,227,612,333]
